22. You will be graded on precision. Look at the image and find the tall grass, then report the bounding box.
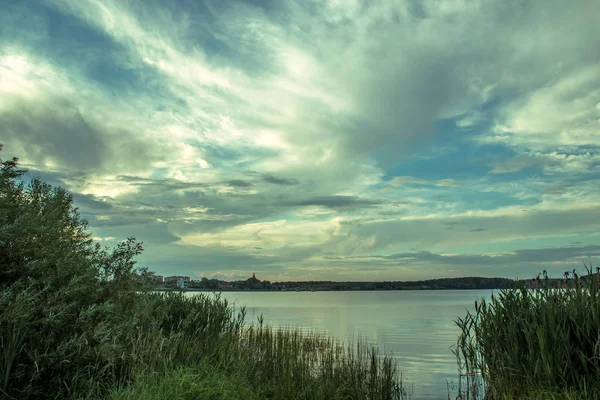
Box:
[454,265,600,400]
[236,323,406,399]
[109,292,408,400]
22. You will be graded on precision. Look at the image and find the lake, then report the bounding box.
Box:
[188,289,494,399]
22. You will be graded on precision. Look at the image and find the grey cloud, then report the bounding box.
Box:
[83,213,161,228]
[114,176,204,191]
[1,98,108,171]
[337,1,598,163]
[335,205,600,253]
[489,152,600,175]
[139,243,290,275]
[380,245,600,267]
[312,245,600,280]
[115,175,296,196]
[166,217,258,236]
[72,181,270,236]
[72,193,114,211]
[82,199,261,235]
[226,179,254,188]
[510,246,600,263]
[20,168,82,190]
[262,174,299,186]
[543,183,575,196]
[1,97,163,175]
[116,176,253,190]
[291,195,384,209]
[390,176,462,187]
[116,176,173,185]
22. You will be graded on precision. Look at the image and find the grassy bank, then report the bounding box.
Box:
[454,269,600,400]
[0,145,407,399]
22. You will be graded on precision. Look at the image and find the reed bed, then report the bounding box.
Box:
[113,292,408,400]
[454,266,600,400]
[237,323,405,399]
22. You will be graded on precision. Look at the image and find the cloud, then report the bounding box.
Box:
[226,179,254,188]
[291,196,384,210]
[0,53,165,177]
[72,193,114,211]
[93,236,116,242]
[336,202,600,253]
[489,66,600,151]
[377,245,600,266]
[2,0,599,280]
[389,176,462,187]
[488,151,600,175]
[261,174,299,186]
[321,244,600,279]
[542,183,575,196]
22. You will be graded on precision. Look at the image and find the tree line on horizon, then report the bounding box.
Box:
[160,275,517,291]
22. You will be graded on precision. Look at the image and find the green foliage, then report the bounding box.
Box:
[109,364,261,400]
[235,326,406,400]
[1,146,158,398]
[116,294,408,400]
[0,145,406,400]
[454,268,600,399]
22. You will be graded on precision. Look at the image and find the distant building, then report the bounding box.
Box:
[176,278,188,290]
[164,275,190,283]
[219,280,231,290]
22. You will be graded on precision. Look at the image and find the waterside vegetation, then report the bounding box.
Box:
[0,145,406,399]
[454,267,600,399]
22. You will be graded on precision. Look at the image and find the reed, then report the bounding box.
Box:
[102,293,410,400]
[454,265,600,400]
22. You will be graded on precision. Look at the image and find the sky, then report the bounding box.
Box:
[1,0,599,282]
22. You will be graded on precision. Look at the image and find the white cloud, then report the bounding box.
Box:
[3,0,599,279]
[488,151,600,175]
[490,66,600,150]
[390,176,462,187]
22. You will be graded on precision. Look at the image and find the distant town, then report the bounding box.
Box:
[153,273,521,291]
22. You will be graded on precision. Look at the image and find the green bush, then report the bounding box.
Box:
[0,144,153,398]
[108,364,261,400]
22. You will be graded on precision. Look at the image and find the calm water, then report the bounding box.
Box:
[188,290,494,399]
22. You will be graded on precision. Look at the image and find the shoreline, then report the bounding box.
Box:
[152,287,501,292]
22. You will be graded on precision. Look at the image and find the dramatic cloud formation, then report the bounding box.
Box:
[1,0,599,280]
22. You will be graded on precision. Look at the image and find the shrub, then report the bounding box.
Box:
[0,145,151,399]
